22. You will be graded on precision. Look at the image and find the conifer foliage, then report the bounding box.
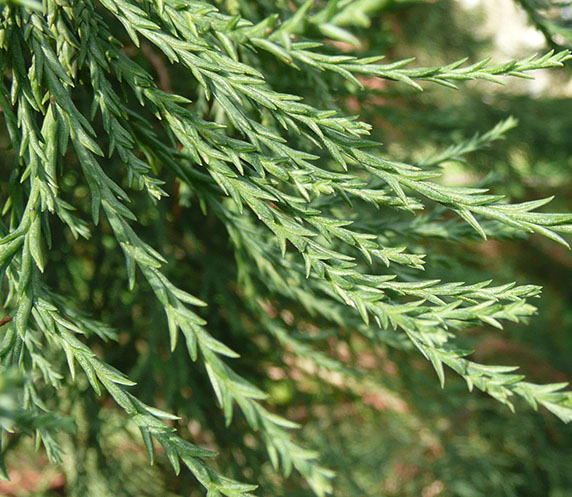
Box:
[0,0,571,495]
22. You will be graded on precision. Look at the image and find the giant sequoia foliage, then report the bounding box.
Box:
[1,0,572,496]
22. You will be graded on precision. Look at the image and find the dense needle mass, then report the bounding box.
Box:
[1,1,572,496]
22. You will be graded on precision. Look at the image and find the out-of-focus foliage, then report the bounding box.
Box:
[0,1,571,496]
[516,0,572,48]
